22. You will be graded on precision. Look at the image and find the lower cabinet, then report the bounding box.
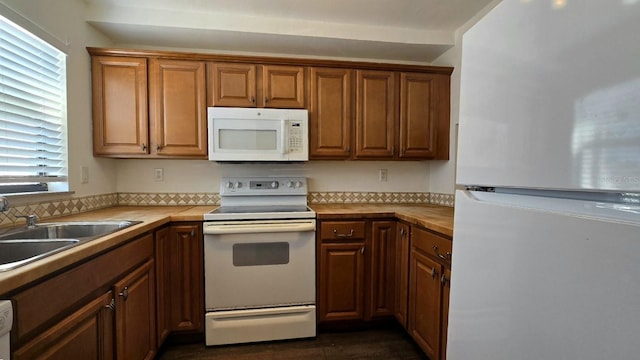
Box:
[114,260,156,360]
[317,219,396,323]
[318,217,452,360]
[407,225,452,360]
[12,291,115,360]
[11,234,156,360]
[155,222,204,347]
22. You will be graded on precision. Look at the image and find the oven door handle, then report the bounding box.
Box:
[203,221,316,235]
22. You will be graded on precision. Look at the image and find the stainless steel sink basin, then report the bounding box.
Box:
[0,220,142,271]
[0,239,79,272]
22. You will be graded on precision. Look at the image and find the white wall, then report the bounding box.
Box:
[428,0,502,194]
[116,160,430,193]
[0,0,115,197]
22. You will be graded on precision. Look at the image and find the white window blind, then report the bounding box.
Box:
[0,14,67,183]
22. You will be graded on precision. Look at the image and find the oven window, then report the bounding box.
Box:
[232,242,290,266]
[219,129,277,150]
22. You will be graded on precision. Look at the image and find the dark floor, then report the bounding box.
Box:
[157,326,428,360]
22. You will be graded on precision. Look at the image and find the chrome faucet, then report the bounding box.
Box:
[0,196,8,212]
[16,214,38,228]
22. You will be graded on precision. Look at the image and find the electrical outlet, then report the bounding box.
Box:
[81,166,89,184]
[379,169,388,182]
[154,168,164,182]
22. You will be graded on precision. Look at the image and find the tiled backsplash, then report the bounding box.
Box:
[0,192,454,227]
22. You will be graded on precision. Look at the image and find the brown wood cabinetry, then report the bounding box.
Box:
[13,291,114,360]
[208,63,305,108]
[114,259,156,360]
[149,59,207,157]
[355,70,397,159]
[155,223,204,347]
[368,221,396,319]
[91,56,148,156]
[317,221,366,322]
[10,233,155,360]
[394,222,410,328]
[309,67,353,158]
[408,226,452,360]
[317,219,397,323]
[208,63,257,107]
[91,53,207,158]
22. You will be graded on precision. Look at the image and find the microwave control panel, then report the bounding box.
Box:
[287,121,304,153]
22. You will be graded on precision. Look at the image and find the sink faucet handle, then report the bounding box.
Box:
[0,196,8,212]
[16,214,38,227]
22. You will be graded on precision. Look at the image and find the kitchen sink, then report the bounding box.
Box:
[0,220,142,272]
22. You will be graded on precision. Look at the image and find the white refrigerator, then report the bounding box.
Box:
[450,0,640,359]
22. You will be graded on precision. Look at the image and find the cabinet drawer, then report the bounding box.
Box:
[319,221,366,240]
[411,226,452,264]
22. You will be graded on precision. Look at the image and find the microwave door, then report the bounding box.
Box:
[210,118,285,161]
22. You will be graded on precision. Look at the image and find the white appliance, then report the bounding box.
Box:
[208,107,309,162]
[450,1,640,359]
[0,300,12,360]
[203,176,316,346]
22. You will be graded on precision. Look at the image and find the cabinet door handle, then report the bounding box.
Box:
[333,229,354,238]
[433,245,451,261]
[400,227,405,237]
[119,286,129,301]
[190,229,195,237]
[141,143,147,151]
[156,145,162,152]
[250,96,255,103]
[264,97,269,104]
[430,268,438,279]
[392,146,395,156]
[441,273,450,285]
[360,247,365,255]
[105,298,115,311]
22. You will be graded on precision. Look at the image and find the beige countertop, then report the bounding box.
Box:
[0,205,216,296]
[311,204,454,238]
[0,203,453,296]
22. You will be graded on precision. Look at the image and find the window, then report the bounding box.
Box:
[0,14,67,194]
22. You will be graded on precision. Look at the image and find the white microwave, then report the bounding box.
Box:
[208,107,309,162]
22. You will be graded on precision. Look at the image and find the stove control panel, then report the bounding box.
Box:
[220,177,307,196]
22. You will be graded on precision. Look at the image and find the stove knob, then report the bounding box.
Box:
[226,181,234,189]
[296,181,303,188]
[235,182,243,189]
[271,181,278,189]
[287,181,295,188]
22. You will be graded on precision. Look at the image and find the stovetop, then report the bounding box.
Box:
[204,176,314,221]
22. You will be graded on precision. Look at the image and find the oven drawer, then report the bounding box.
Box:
[320,221,366,240]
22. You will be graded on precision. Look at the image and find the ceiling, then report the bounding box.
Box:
[83,0,495,63]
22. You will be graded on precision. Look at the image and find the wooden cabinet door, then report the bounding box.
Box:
[441,268,451,360]
[355,70,396,158]
[262,65,305,108]
[167,224,204,333]
[309,67,353,159]
[13,291,114,360]
[149,59,207,157]
[394,222,410,328]
[154,227,171,346]
[399,72,437,159]
[367,221,396,319]
[114,260,156,360]
[409,247,443,360]
[318,242,366,322]
[92,56,148,156]
[208,63,257,107]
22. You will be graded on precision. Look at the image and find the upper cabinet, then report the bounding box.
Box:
[88,48,450,160]
[309,67,353,158]
[91,53,207,158]
[91,56,149,156]
[208,63,305,108]
[149,59,207,157]
[355,70,397,159]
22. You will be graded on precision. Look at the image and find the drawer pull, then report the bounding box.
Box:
[333,229,354,238]
[433,245,451,261]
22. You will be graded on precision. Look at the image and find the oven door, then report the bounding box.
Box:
[203,219,316,310]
